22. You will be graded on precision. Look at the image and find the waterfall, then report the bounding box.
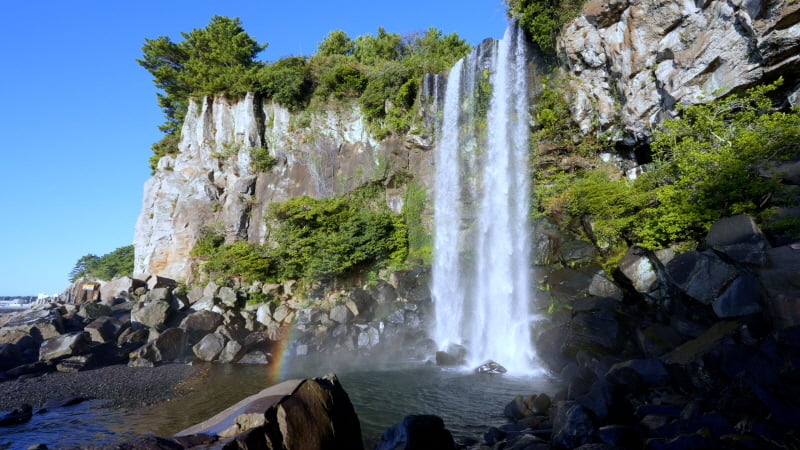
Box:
[432,24,538,373]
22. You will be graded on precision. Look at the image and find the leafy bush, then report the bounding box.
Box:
[256,56,313,111]
[311,55,367,100]
[248,146,277,172]
[69,245,135,282]
[316,30,355,56]
[505,0,584,54]
[203,241,273,282]
[537,79,800,248]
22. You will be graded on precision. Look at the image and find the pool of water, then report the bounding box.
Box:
[0,361,557,449]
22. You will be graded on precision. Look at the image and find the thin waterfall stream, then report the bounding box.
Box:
[433,24,540,373]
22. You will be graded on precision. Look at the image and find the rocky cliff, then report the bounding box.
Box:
[557,0,800,143]
[134,87,442,281]
[134,0,800,280]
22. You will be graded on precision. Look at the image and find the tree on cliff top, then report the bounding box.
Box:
[137,16,267,170]
[69,245,134,282]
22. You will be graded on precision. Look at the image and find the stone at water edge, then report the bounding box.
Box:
[376,414,455,450]
[475,360,508,374]
[0,404,32,426]
[435,343,467,366]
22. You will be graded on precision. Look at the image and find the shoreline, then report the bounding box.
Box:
[0,363,205,413]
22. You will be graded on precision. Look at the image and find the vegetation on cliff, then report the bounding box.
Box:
[69,245,135,282]
[505,0,584,53]
[533,78,800,252]
[191,185,407,285]
[139,16,470,170]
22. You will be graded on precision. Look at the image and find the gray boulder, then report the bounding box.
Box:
[618,246,659,294]
[217,286,240,308]
[330,304,354,324]
[131,301,171,330]
[193,333,225,361]
[758,245,800,329]
[99,277,141,305]
[0,344,22,371]
[713,275,762,318]
[77,302,112,322]
[128,327,187,366]
[237,350,270,365]
[552,401,596,449]
[147,275,177,291]
[39,331,91,362]
[705,215,770,266]
[376,414,455,450]
[84,316,124,343]
[2,309,64,341]
[180,310,224,344]
[666,250,739,305]
[145,287,172,303]
[218,340,243,363]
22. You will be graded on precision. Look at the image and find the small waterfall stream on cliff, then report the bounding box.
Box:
[433,24,538,373]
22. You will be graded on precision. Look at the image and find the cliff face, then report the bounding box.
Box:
[558,0,800,143]
[134,1,800,280]
[134,89,441,281]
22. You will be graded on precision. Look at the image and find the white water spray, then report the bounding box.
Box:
[433,24,538,373]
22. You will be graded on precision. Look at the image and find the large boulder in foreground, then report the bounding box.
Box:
[175,374,363,449]
[376,414,455,450]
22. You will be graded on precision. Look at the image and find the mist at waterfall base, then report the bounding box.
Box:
[433,24,542,374]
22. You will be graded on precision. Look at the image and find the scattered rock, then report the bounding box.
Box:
[475,360,508,374]
[376,414,455,450]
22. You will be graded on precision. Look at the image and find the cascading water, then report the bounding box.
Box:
[432,24,539,373]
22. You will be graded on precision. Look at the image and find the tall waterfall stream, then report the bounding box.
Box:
[433,24,540,373]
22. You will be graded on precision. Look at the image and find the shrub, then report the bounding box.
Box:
[69,245,135,282]
[248,146,277,172]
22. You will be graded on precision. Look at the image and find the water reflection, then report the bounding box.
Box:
[0,361,557,448]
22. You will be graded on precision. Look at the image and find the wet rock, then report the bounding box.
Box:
[377,414,455,450]
[237,350,269,365]
[564,308,624,358]
[476,360,507,374]
[606,359,671,386]
[56,354,95,373]
[390,267,431,303]
[637,324,685,358]
[705,215,770,266]
[597,425,641,448]
[0,404,32,426]
[618,246,660,294]
[505,395,534,421]
[39,332,91,362]
[218,340,243,364]
[758,245,800,329]
[0,344,22,371]
[552,401,596,449]
[588,273,624,300]
[661,321,741,365]
[131,301,171,331]
[435,344,467,366]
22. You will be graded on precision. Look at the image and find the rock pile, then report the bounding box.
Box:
[488,215,800,448]
[0,268,433,381]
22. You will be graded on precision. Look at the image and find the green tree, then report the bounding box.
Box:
[317,30,355,56]
[505,0,584,53]
[69,245,135,282]
[354,27,403,65]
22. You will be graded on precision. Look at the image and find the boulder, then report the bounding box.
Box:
[705,215,770,266]
[0,343,22,371]
[588,273,624,300]
[175,374,363,449]
[435,344,467,366]
[77,303,112,322]
[661,321,741,365]
[218,340,243,364]
[376,415,455,450]
[145,287,172,303]
[237,350,270,365]
[606,359,671,386]
[218,286,240,308]
[56,354,95,373]
[713,275,762,318]
[180,310,224,344]
[193,333,226,362]
[131,301,171,331]
[390,267,431,303]
[147,275,177,290]
[758,245,800,329]
[84,316,124,343]
[272,304,293,323]
[99,276,141,304]
[618,246,659,294]
[255,304,273,326]
[329,304,354,324]
[551,401,596,449]
[0,404,32,426]
[665,250,739,305]
[636,324,685,358]
[129,327,187,366]
[2,308,63,342]
[39,332,91,362]
[475,360,508,374]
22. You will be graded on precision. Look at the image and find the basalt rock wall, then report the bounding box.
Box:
[558,0,800,143]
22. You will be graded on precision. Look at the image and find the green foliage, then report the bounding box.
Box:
[317,30,355,56]
[255,56,313,111]
[403,181,432,263]
[537,79,800,249]
[354,27,403,66]
[505,0,584,53]
[190,223,225,257]
[248,146,277,172]
[193,187,408,284]
[69,245,135,282]
[267,192,408,281]
[312,55,367,100]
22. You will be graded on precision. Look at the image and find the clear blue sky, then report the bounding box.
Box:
[0,1,509,296]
